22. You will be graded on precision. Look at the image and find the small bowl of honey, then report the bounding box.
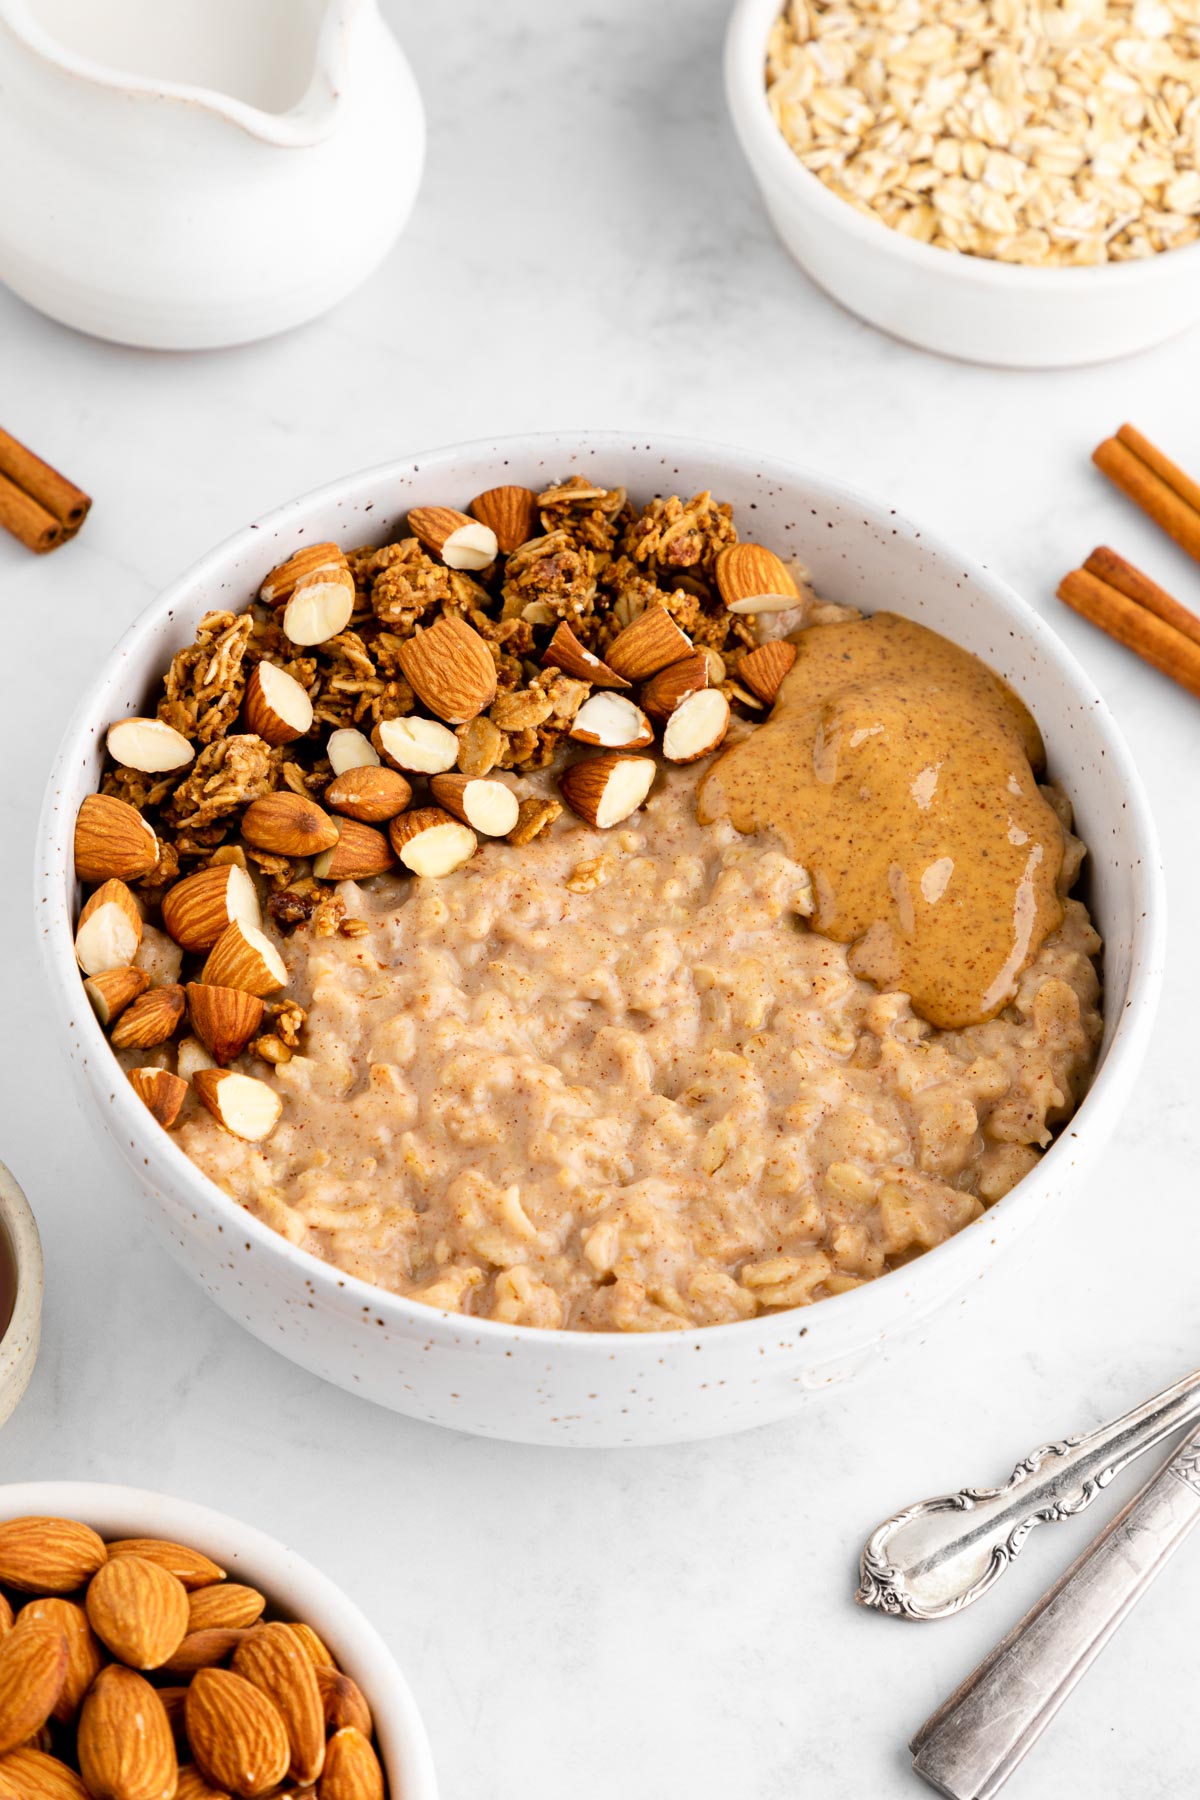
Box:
[0,1160,42,1426]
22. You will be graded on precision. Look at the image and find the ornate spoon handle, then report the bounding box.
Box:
[856,1366,1200,1621]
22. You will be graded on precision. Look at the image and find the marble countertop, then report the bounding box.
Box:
[3,2,1200,1795]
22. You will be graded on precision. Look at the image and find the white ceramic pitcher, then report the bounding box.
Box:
[0,0,425,347]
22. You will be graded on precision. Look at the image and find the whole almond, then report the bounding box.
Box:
[106,1538,227,1590]
[311,818,396,881]
[162,1628,250,1677]
[287,1622,336,1671]
[188,1584,266,1635]
[324,766,411,824]
[0,1597,10,1636]
[315,1667,372,1738]
[233,1622,325,1786]
[0,1747,89,1799]
[86,1555,189,1670]
[241,792,339,858]
[16,1598,103,1722]
[78,1665,177,1800]
[0,1619,68,1754]
[186,1668,290,1798]
[396,615,498,724]
[157,1686,189,1738]
[318,1727,383,1800]
[74,794,160,884]
[176,1768,232,1800]
[0,1517,106,1592]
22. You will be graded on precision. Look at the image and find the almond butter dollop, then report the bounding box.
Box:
[698,612,1065,1030]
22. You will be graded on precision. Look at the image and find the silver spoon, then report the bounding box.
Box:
[856,1366,1200,1621]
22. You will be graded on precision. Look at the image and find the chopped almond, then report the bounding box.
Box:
[429,774,520,837]
[193,1069,282,1141]
[75,879,142,975]
[568,692,653,749]
[559,754,655,828]
[388,808,477,877]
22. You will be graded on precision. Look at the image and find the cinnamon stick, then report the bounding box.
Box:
[0,472,65,554]
[1057,563,1200,701]
[1083,546,1200,651]
[0,426,91,533]
[1093,426,1200,565]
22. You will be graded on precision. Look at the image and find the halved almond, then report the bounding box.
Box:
[738,639,797,704]
[193,1070,282,1142]
[260,541,346,605]
[75,879,142,975]
[282,565,356,647]
[74,794,159,884]
[559,754,655,828]
[640,651,709,723]
[715,543,801,614]
[568,692,653,749]
[106,717,195,774]
[110,984,186,1050]
[202,920,288,996]
[186,984,264,1064]
[605,608,693,681]
[312,819,396,880]
[541,621,630,689]
[324,765,411,824]
[84,966,150,1027]
[241,792,339,858]
[396,615,498,724]
[388,808,477,877]
[162,862,262,953]
[326,727,380,775]
[662,688,731,762]
[429,774,520,837]
[243,663,313,746]
[376,715,459,775]
[408,505,498,570]
[469,485,539,553]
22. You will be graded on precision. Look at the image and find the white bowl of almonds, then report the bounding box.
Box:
[726,0,1200,365]
[36,432,1162,1445]
[0,1482,437,1798]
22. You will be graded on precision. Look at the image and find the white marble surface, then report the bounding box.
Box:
[2,2,1200,1795]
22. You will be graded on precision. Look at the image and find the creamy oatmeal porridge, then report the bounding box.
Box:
[74,476,1102,1332]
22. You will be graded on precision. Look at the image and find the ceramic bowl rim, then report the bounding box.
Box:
[725,0,1200,293]
[0,1478,438,1796]
[0,1160,42,1395]
[35,429,1165,1361]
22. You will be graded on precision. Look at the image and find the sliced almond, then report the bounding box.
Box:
[640,651,709,723]
[186,1668,289,1799]
[312,819,395,880]
[241,792,339,858]
[407,505,498,571]
[541,621,630,689]
[162,863,262,954]
[105,1538,226,1591]
[110,983,186,1050]
[260,542,346,605]
[429,774,519,837]
[282,565,356,647]
[324,766,411,825]
[74,794,159,884]
[193,1070,282,1142]
[186,984,265,1065]
[78,1667,177,1800]
[243,664,313,747]
[375,715,459,775]
[469,484,539,553]
[319,1727,384,1800]
[106,717,195,774]
[738,639,797,704]
[559,754,655,828]
[202,920,288,996]
[715,543,801,614]
[567,691,653,749]
[388,807,477,877]
[605,608,693,681]
[14,1598,103,1726]
[85,1554,189,1671]
[661,688,731,762]
[187,1585,265,1634]
[84,966,150,1028]
[128,1067,188,1130]
[232,1623,325,1788]
[326,728,379,776]
[75,880,142,976]
[395,615,498,724]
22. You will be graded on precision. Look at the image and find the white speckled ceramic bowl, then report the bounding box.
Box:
[0,1161,42,1429]
[726,0,1200,366]
[35,433,1164,1446]
[0,1480,438,1796]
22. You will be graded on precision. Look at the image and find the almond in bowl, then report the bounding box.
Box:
[65,472,1106,1340]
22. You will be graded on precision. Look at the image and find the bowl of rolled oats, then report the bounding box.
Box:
[726,0,1200,364]
[36,433,1163,1446]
